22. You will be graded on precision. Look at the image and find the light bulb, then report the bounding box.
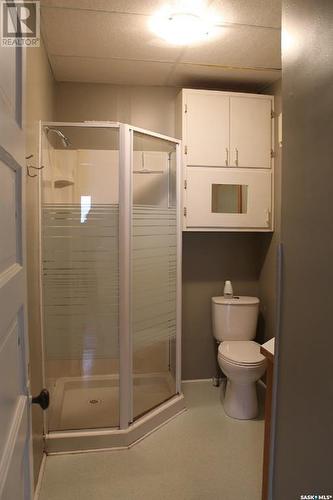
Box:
[150,3,218,46]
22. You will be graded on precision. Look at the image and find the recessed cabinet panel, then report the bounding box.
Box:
[211,184,248,214]
[230,97,272,168]
[186,167,272,229]
[185,92,229,167]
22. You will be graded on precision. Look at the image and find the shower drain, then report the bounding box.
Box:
[88,398,102,405]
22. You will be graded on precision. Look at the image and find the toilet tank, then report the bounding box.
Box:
[212,296,259,341]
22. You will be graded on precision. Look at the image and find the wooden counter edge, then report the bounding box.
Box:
[260,345,274,500]
[260,345,274,363]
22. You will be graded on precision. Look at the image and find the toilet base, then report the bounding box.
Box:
[223,379,259,420]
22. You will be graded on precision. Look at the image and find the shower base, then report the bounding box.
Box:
[45,373,185,454]
[48,373,175,431]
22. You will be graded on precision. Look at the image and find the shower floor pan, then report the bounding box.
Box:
[45,373,185,454]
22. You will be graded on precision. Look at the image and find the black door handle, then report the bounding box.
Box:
[32,389,50,410]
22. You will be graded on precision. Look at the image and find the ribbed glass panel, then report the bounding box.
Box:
[42,203,119,360]
[132,206,177,351]
[131,131,178,419]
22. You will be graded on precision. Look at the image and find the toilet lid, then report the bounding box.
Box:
[218,341,265,365]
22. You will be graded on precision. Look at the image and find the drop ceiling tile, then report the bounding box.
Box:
[41,7,184,62]
[180,25,281,69]
[40,0,281,88]
[50,55,175,85]
[41,0,281,26]
[41,0,167,15]
[211,0,281,28]
[167,62,280,91]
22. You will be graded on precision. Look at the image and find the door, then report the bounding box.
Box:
[185,91,229,167]
[0,41,33,500]
[230,96,272,168]
[185,167,272,229]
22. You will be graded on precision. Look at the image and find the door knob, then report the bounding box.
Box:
[32,389,50,410]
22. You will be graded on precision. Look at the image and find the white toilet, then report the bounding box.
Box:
[212,296,266,420]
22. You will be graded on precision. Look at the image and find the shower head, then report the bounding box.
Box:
[44,126,71,148]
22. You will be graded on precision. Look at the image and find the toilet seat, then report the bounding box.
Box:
[218,341,265,367]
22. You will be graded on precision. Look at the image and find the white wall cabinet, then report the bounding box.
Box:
[182,89,273,169]
[176,88,274,231]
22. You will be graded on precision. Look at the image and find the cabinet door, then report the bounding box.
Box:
[185,92,229,167]
[230,96,272,168]
[185,167,272,229]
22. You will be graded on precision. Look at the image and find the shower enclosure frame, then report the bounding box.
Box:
[37,121,184,453]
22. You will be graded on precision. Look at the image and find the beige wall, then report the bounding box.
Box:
[258,79,282,342]
[55,82,179,136]
[25,37,56,485]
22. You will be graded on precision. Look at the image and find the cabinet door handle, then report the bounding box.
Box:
[225,148,229,166]
[265,209,271,226]
[235,148,239,166]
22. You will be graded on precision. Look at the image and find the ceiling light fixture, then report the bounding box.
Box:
[150,3,217,46]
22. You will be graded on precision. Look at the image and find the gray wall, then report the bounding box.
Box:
[182,232,265,380]
[272,1,333,497]
[182,81,282,379]
[54,81,278,381]
[259,79,282,342]
[55,82,178,137]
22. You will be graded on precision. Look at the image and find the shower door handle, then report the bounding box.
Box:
[32,388,50,410]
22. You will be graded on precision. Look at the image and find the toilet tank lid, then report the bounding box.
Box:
[212,296,259,305]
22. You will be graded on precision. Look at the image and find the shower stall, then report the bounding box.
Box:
[38,122,183,452]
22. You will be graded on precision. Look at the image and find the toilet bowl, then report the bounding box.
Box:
[212,296,266,420]
[218,341,266,419]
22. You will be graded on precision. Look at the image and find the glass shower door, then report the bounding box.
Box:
[131,131,178,419]
[41,125,120,431]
